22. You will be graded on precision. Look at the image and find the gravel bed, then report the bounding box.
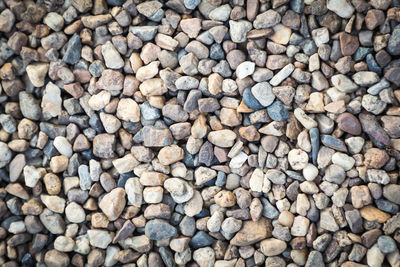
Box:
[0,0,400,266]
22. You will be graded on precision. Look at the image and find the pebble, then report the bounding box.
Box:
[331,74,359,93]
[260,238,287,256]
[87,230,113,249]
[327,0,355,19]
[337,113,362,135]
[99,188,126,221]
[254,10,281,29]
[145,219,177,240]
[26,63,49,87]
[251,82,275,107]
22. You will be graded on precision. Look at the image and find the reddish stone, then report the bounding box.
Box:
[337,113,362,135]
[339,32,359,56]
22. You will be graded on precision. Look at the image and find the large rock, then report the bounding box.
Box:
[230,218,272,246]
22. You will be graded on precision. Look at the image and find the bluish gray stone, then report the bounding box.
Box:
[145,219,177,240]
[305,251,325,267]
[78,165,92,190]
[210,43,224,60]
[377,236,397,254]
[267,101,290,121]
[300,39,317,56]
[353,47,373,61]
[140,101,161,121]
[310,128,319,165]
[366,54,382,75]
[89,60,104,77]
[215,171,226,187]
[159,247,176,267]
[367,78,390,95]
[388,25,400,55]
[189,231,214,249]
[261,197,279,219]
[62,33,81,64]
[321,135,347,152]
[184,0,200,9]
[291,0,304,13]
[0,114,17,133]
[375,199,399,214]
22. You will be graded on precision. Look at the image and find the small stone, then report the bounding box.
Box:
[360,205,390,223]
[99,188,126,221]
[93,134,115,159]
[383,184,400,204]
[377,236,397,254]
[230,218,272,246]
[364,148,389,168]
[367,169,390,184]
[229,20,252,43]
[208,130,236,147]
[351,186,372,209]
[102,41,124,69]
[63,34,81,64]
[0,141,12,168]
[116,98,140,123]
[87,230,113,249]
[288,149,309,170]
[53,136,72,157]
[337,113,362,135]
[236,61,255,79]
[145,219,177,240]
[331,74,358,93]
[0,9,15,33]
[215,190,236,207]
[253,10,281,29]
[164,178,193,203]
[251,82,275,107]
[327,0,355,18]
[260,238,287,256]
[26,63,49,87]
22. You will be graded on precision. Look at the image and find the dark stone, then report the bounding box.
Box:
[345,209,364,234]
[198,98,220,113]
[266,101,290,121]
[145,219,177,241]
[353,47,373,61]
[261,197,279,219]
[198,141,214,166]
[375,199,399,214]
[158,247,176,267]
[179,216,196,237]
[388,25,400,55]
[320,135,347,152]
[184,90,202,113]
[366,54,382,75]
[107,0,127,6]
[361,229,382,248]
[189,231,214,249]
[359,113,391,148]
[385,67,400,86]
[210,43,224,60]
[305,251,324,267]
[290,0,304,13]
[62,34,82,65]
[310,128,319,165]
[300,39,317,56]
